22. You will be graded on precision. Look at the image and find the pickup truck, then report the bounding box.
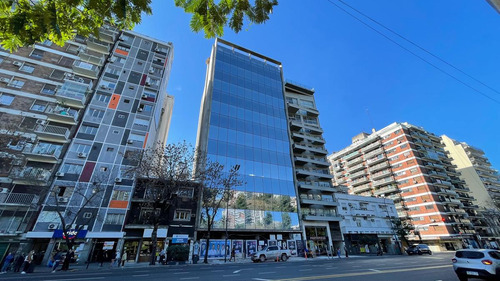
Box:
[251,246,291,262]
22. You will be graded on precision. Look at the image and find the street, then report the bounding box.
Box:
[0,253,459,281]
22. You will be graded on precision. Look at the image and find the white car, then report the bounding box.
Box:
[452,249,500,281]
[251,246,290,262]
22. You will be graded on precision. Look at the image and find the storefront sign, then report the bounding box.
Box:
[172,234,189,244]
[52,229,87,239]
[310,236,326,241]
[103,241,115,250]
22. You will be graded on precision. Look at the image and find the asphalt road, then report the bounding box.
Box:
[0,253,459,281]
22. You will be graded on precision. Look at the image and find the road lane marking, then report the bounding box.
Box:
[273,265,452,281]
[233,270,242,273]
[369,269,380,272]
[259,272,276,274]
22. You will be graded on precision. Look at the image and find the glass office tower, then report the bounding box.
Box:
[195,39,300,243]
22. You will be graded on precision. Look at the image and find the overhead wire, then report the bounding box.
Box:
[326,0,500,104]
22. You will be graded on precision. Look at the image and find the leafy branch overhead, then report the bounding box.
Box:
[0,0,278,52]
[174,0,278,38]
[0,0,152,51]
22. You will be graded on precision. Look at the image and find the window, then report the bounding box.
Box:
[41,40,53,46]
[60,163,83,174]
[50,70,65,80]
[177,188,194,198]
[72,143,91,154]
[19,63,35,73]
[117,45,130,52]
[30,49,44,60]
[395,171,406,176]
[105,213,125,225]
[401,144,408,148]
[66,45,80,54]
[8,79,25,89]
[100,166,108,172]
[80,125,98,135]
[58,57,74,67]
[83,212,92,219]
[0,93,15,105]
[174,209,191,221]
[88,108,105,118]
[133,118,149,129]
[138,104,153,112]
[95,93,111,103]
[106,147,114,152]
[30,100,47,112]
[111,190,130,201]
[106,67,120,76]
[425,205,435,210]
[41,84,57,95]
[410,168,418,174]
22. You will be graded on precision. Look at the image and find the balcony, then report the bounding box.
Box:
[287,102,300,114]
[351,208,376,217]
[87,38,110,54]
[344,151,360,161]
[304,124,323,135]
[302,213,342,222]
[55,79,92,108]
[373,176,395,187]
[361,140,382,153]
[347,163,365,173]
[364,147,384,159]
[291,132,325,145]
[351,176,370,187]
[368,161,390,173]
[433,179,453,188]
[349,169,367,179]
[373,184,399,195]
[0,192,39,207]
[371,169,392,180]
[366,154,387,166]
[10,167,52,185]
[352,184,372,193]
[73,60,100,79]
[45,105,78,125]
[294,156,330,167]
[296,168,332,179]
[426,162,445,170]
[289,120,302,131]
[428,170,447,178]
[23,143,61,163]
[346,156,364,167]
[34,124,70,143]
[298,181,334,192]
[300,196,338,207]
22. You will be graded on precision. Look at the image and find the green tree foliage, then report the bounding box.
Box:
[0,0,152,51]
[281,212,291,229]
[235,192,248,209]
[175,0,278,38]
[264,211,273,227]
[1,0,278,52]
[391,218,414,247]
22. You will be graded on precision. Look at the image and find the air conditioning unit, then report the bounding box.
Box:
[0,78,10,83]
[154,47,160,52]
[64,72,73,78]
[145,78,151,86]
[148,67,154,74]
[58,197,69,203]
[48,223,59,230]
[77,152,87,158]
[36,119,47,125]
[12,61,23,67]
[108,56,116,63]
[141,94,148,99]
[137,108,143,112]
[0,188,9,193]
[100,85,109,90]
[56,172,65,177]
[114,177,122,183]
[77,78,85,83]
[127,139,133,144]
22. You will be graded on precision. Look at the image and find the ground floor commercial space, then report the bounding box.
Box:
[412,234,479,252]
[301,221,343,257]
[343,233,401,255]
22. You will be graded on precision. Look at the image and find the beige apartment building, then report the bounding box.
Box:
[328,122,480,251]
[441,135,500,247]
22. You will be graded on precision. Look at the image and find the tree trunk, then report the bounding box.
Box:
[150,223,159,265]
[204,225,211,264]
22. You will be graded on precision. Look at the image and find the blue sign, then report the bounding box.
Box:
[52,229,88,239]
[172,234,189,244]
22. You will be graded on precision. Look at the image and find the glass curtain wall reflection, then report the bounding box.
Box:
[197,39,300,234]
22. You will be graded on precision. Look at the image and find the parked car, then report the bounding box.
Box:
[452,249,500,281]
[406,244,432,255]
[251,246,290,262]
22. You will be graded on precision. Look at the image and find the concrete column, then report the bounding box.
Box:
[325,226,333,250]
[41,239,57,265]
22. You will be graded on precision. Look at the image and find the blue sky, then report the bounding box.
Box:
[135,0,500,169]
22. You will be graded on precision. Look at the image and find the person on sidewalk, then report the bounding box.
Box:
[336,248,341,259]
[344,246,349,258]
[229,247,236,262]
[121,252,127,268]
[1,252,14,273]
[51,250,63,273]
[113,251,121,267]
[21,250,34,274]
[159,249,165,265]
[61,249,74,271]
[13,253,24,273]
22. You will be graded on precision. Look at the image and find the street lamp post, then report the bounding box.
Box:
[224,165,240,263]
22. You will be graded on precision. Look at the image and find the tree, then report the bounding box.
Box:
[281,212,291,229]
[50,172,107,270]
[175,0,278,38]
[197,162,242,264]
[234,192,248,209]
[1,0,278,52]
[125,141,194,265]
[391,217,414,247]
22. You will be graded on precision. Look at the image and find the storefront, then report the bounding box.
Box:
[305,226,330,256]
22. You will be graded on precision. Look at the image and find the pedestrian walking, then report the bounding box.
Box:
[13,253,24,273]
[1,252,14,273]
[336,248,341,259]
[113,251,120,267]
[229,247,236,262]
[51,250,63,273]
[61,249,74,271]
[121,252,127,268]
[21,250,35,274]
[344,246,349,258]
[159,249,165,265]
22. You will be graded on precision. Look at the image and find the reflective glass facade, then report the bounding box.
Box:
[200,42,299,231]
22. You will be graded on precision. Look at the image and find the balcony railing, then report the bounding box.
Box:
[0,192,39,206]
[373,184,398,195]
[10,167,52,183]
[368,161,390,172]
[366,154,386,166]
[34,124,70,142]
[373,176,395,187]
[45,105,78,124]
[364,147,384,159]
[352,184,372,193]
[55,79,91,108]
[349,169,367,179]
[73,60,100,79]
[298,181,333,192]
[347,163,365,173]
[22,143,62,163]
[361,140,382,153]
[344,151,360,161]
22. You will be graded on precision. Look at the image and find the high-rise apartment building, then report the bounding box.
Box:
[10,29,175,262]
[441,135,500,246]
[328,122,479,251]
[284,81,343,252]
[194,39,301,251]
